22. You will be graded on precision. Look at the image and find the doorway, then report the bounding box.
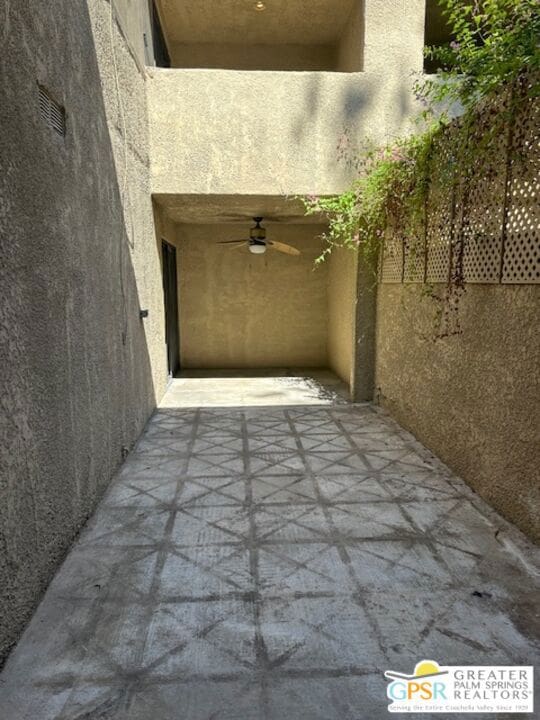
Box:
[162,240,180,377]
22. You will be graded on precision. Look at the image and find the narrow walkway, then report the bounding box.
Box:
[1,379,538,719]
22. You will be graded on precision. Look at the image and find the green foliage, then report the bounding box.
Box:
[422,0,540,115]
[304,123,441,270]
[304,0,540,270]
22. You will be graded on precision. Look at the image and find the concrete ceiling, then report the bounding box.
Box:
[153,194,326,224]
[155,0,356,46]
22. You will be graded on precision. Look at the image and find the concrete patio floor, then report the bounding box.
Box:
[162,369,351,407]
[0,377,539,719]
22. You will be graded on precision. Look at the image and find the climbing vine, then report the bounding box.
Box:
[304,123,440,269]
[303,0,540,336]
[420,0,539,115]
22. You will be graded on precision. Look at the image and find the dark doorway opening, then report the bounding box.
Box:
[424,0,455,73]
[150,0,171,68]
[162,240,180,377]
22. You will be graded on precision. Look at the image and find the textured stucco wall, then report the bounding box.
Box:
[0,0,167,664]
[327,247,358,387]
[176,224,328,368]
[155,0,356,47]
[337,0,364,72]
[170,43,337,71]
[375,285,540,542]
[363,0,425,74]
[148,69,423,197]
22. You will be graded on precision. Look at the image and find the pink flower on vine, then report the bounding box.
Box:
[390,147,406,163]
[337,133,351,152]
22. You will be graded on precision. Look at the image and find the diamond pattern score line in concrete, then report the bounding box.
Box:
[0,405,539,720]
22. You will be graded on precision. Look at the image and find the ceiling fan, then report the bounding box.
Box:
[217,218,301,256]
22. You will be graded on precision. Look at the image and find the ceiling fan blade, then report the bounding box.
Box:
[268,241,301,256]
[217,239,248,244]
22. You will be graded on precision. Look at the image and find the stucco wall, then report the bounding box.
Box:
[0,0,167,664]
[337,0,364,72]
[375,285,540,542]
[170,43,337,72]
[148,68,423,197]
[363,0,425,74]
[327,247,358,387]
[176,224,328,368]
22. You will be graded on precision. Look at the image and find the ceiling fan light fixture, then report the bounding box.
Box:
[249,243,266,255]
[254,1,266,10]
[217,217,299,256]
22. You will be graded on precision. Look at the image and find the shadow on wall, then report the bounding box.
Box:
[291,73,378,146]
[0,0,163,665]
[290,70,414,176]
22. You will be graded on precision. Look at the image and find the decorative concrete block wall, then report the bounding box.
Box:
[380,83,540,287]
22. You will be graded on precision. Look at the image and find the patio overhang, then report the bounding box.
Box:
[152,194,325,225]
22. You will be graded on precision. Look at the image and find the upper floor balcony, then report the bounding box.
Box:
[148,0,427,197]
[148,68,420,197]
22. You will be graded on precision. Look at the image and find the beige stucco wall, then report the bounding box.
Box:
[175,224,328,368]
[170,43,337,71]
[363,0,425,74]
[155,0,356,52]
[375,284,540,542]
[337,0,364,72]
[0,0,167,664]
[148,70,373,196]
[327,247,358,387]
[148,69,422,197]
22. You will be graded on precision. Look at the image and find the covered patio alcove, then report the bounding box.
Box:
[153,195,359,404]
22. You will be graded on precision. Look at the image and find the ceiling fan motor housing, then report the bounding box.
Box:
[250,217,266,242]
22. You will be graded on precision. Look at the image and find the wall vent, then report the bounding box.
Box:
[38,85,66,137]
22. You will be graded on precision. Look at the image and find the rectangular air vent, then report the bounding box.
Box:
[38,85,66,137]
